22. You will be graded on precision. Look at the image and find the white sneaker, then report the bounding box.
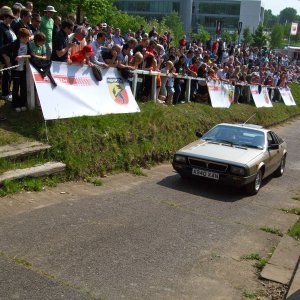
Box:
[15,107,21,113]
[21,106,27,112]
[3,95,12,102]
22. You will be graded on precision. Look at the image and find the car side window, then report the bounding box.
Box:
[267,132,277,146]
[272,132,283,144]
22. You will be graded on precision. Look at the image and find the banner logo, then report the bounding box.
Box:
[107,78,129,105]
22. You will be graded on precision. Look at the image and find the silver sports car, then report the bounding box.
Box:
[172,123,287,195]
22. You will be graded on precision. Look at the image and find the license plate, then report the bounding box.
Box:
[192,168,219,180]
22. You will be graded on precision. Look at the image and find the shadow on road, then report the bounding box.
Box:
[157,172,249,202]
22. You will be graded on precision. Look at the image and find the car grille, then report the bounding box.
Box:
[188,158,228,173]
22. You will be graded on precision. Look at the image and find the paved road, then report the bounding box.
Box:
[0,119,300,300]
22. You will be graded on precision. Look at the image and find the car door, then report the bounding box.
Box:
[265,131,281,175]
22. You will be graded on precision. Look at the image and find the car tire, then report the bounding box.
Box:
[274,155,286,177]
[245,169,263,195]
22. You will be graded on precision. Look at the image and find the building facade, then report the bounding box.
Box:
[115,0,264,36]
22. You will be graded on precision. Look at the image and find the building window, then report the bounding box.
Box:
[199,2,240,16]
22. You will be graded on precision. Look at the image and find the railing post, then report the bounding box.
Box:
[132,72,138,99]
[151,73,157,102]
[26,61,35,110]
[186,77,191,102]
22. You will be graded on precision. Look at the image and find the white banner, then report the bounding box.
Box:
[250,85,273,108]
[279,87,297,106]
[207,81,234,108]
[291,22,298,36]
[30,62,140,120]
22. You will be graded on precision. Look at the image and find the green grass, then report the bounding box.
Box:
[281,208,300,215]
[260,226,284,237]
[242,290,262,298]
[86,177,103,186]
[0,174,66,197]
[292,195,300,201]
[241,252,268,272]
[1,83,300,184]
[288,218,300,241]
[241,253,261,261]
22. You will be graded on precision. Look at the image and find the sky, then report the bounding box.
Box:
[263,0,300,15]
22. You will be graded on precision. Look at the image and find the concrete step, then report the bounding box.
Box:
[0,162,66,183]
[286,258,300,300]
[0,142,51,159]
[261,235,300,285]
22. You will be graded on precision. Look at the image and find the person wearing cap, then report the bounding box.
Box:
[40,5,56,59]
[70,44,94,65]
[0,6,17,102]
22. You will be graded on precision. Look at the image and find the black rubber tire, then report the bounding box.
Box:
[274,155,286,177]
[245,169,263,195]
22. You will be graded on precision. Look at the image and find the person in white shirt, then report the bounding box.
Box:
[68,26,87,56]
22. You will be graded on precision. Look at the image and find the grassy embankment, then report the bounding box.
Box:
[0,82,300,199]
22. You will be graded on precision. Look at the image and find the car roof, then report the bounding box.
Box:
[218,123,268,133]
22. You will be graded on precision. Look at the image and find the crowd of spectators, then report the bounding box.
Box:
[1,2,300,120]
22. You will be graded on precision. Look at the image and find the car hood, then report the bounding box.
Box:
[177,140,263,165]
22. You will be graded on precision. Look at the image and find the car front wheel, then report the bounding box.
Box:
[245,169,263,195]
[274,155,286,177]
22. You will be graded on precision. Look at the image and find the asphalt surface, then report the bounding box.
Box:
[0,119,300,300]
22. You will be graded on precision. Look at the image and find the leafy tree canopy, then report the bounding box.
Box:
[242,26,253,45]
[270,24,284,48]
[252,24,268,47]
[279,7,298,24]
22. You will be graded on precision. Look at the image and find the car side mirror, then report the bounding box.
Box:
[268,144,279,150]
[196,131,203,138]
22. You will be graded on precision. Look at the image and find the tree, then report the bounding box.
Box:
[252,24,268,47]
[279,7,297,24]
[190,26,210,44]
[264,9,278,29]
[221,30,231,43]
[270,24,284,48]
[242,26,253,45]
[161,12,185,46]
[10,0,117,25]
[231,31,239,44]
[110,11,147,34]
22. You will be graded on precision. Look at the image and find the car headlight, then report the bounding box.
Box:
[230,166,246,176]
[174,155,187,163]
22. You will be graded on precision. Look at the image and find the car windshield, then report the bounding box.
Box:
[202,125,265,149]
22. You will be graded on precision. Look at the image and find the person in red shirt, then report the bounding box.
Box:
[179,35,187,48]
[70,44,94,65]
[187,59,201,101]
[212,39,219,54]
